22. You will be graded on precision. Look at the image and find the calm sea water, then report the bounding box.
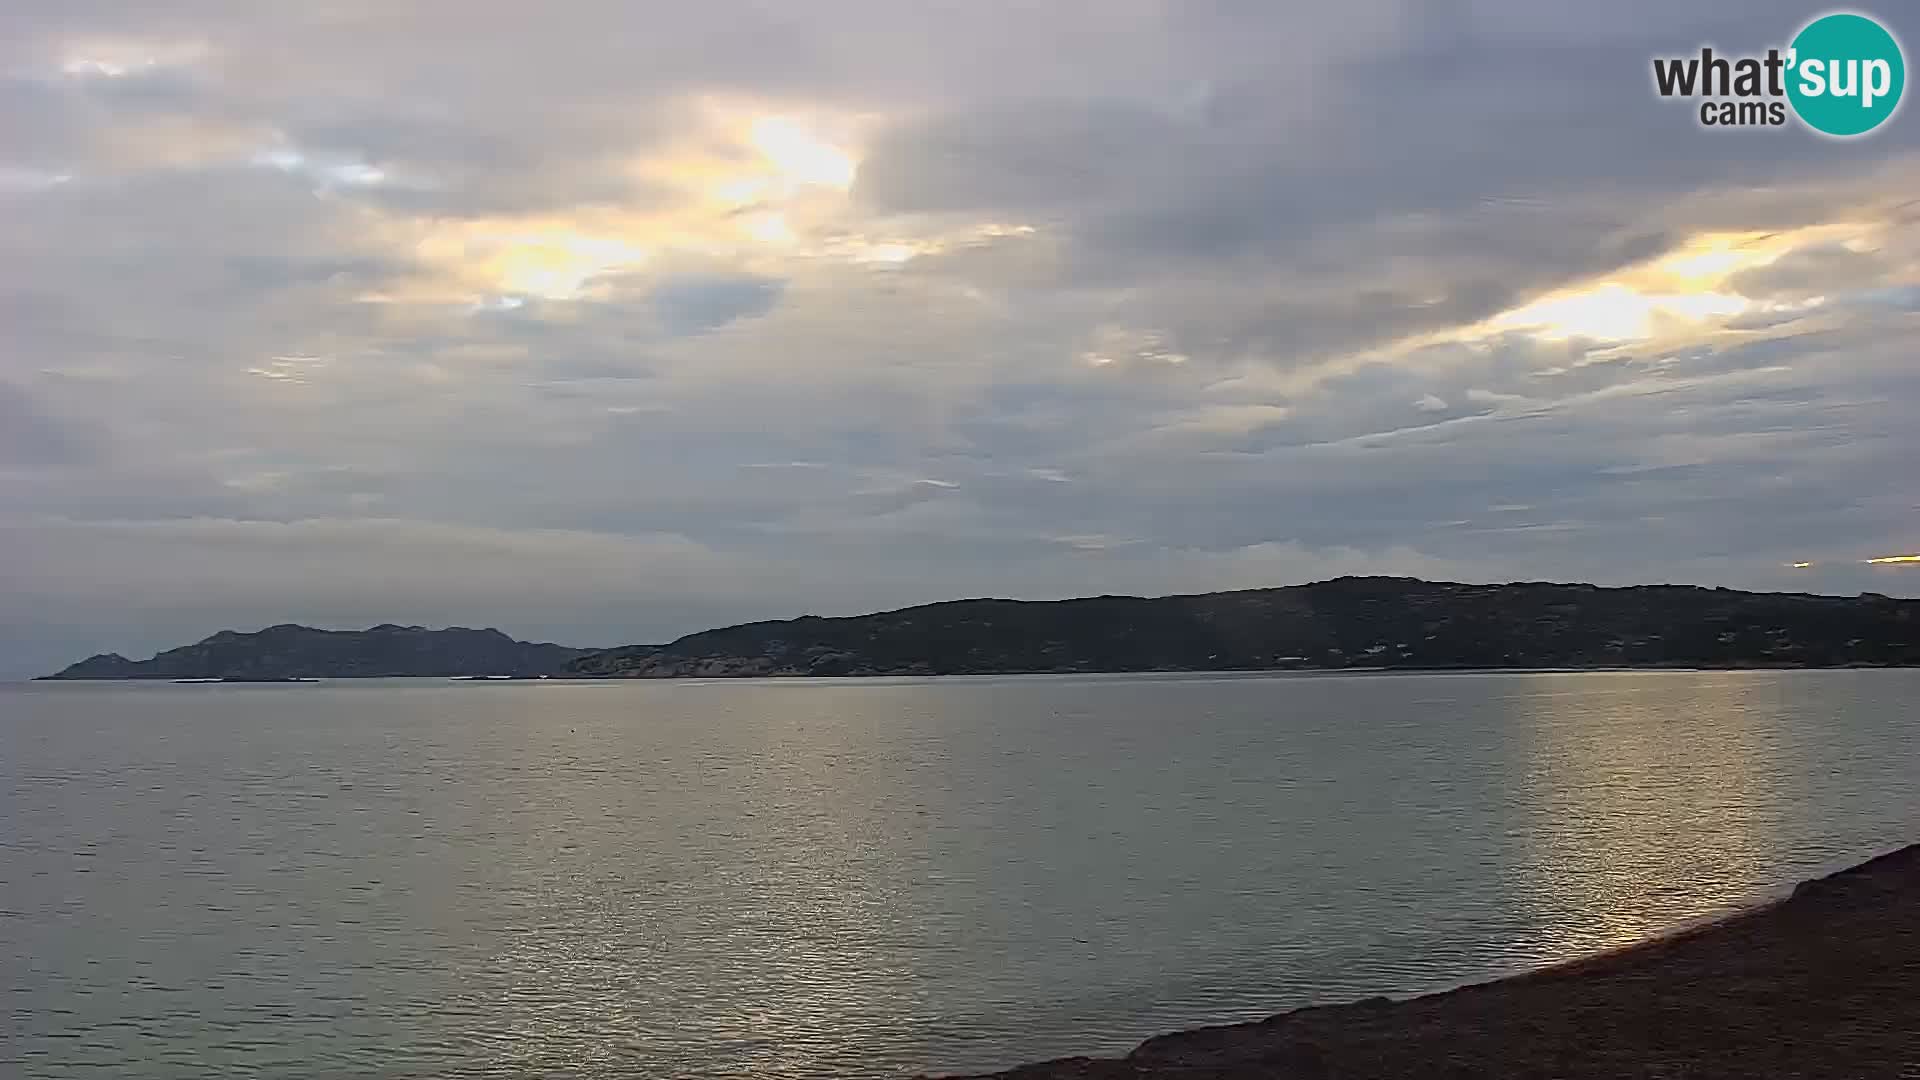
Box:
[3,670,1917,1078]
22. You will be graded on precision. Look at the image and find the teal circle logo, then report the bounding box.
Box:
[1787,12,1905,136]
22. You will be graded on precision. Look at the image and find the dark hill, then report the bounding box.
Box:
[564,577,1920,677]
[41,624,590,680]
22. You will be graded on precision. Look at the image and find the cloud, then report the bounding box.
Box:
[2,0,1919,676]
[650,273,786,335]
[0,380,108,465]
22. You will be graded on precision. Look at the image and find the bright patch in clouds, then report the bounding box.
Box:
[742,211,796,247]
[376,100,1023,298]
[0,167,74,192]
[253,146,394,190]
[1475,226,1877,345]
[637,99,864,215]
[246,355,329,385]
[1488,283,1746,342]
[58,39,208,78]
[748,117,857,190]
[483,230,650,299]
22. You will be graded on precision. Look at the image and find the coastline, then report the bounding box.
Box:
[555,661,1920,682]
[553,660,1920,679]
[27,661,1920,684]
[37,579,1920,681]
[929,842,1920,1079]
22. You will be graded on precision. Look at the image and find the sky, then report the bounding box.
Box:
[3,1,1919,677]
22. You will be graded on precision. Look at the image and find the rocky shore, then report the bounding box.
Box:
[935,843,1920,1079]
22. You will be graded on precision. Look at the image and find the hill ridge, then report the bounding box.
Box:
[565,576,1920,678]
[41,623,590,680]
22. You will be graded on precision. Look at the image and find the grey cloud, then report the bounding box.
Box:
[4,0,1920,673]
[1730,243,1898,298]
[853,2,1913,375]
[856,100,1191,216]
[0,380,107,465]
[278,107,684,216]
[650,274,786,336]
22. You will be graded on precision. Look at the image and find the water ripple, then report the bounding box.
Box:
[2,670,1916,1078]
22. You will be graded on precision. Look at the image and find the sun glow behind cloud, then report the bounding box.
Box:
[1473,226,1875,347]
[339,102,871,301]
[484,230,649,299]
[1257,217,1909,402]
[369,101,1033,302]
[1487,283,1747,342]
[747,116,857,190]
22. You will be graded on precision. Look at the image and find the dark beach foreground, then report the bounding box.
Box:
[934,843,1920,1080]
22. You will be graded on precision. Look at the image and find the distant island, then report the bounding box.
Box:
[40,577,1920,681]
[39,624,590,680]
[564,576,1919,678]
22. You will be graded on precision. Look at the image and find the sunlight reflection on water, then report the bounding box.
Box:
[3,670,1916,1078]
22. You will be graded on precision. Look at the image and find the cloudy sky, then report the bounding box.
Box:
[3,1,1918,676]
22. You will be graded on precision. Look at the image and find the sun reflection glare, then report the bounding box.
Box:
[1513,674,1780,961]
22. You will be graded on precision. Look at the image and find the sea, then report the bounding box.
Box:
[4,669,1916,1078]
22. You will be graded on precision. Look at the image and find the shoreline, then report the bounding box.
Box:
[556,660,1920,680]
[930,843,1920,1079]
[28,661,1920,684]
